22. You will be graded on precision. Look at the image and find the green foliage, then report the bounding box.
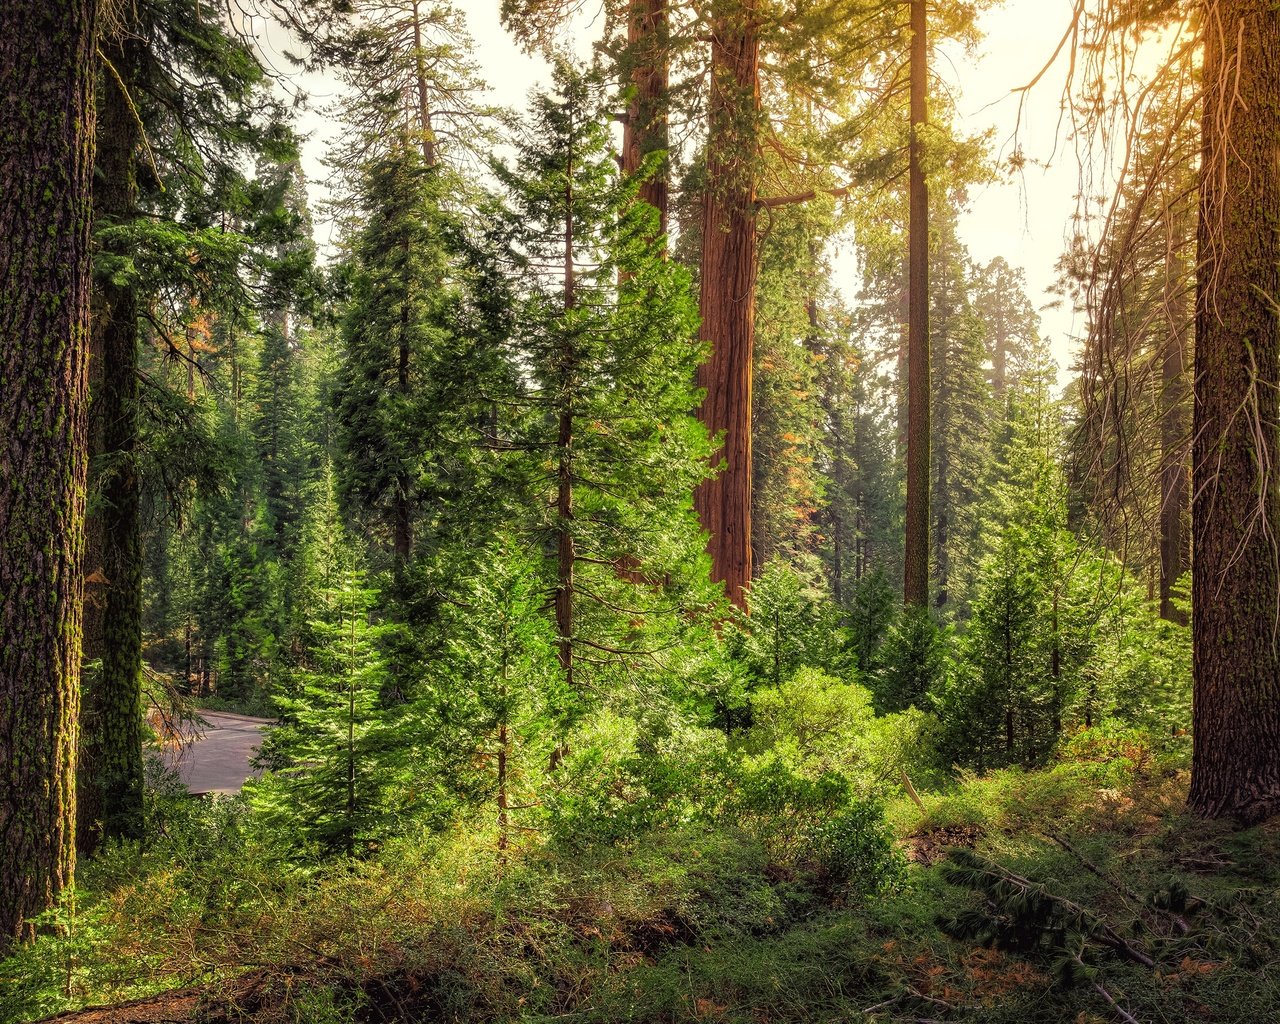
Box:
[725,561,852,692]
[846,567,896,673]
[876,605,949,713]
[250,570,403,857]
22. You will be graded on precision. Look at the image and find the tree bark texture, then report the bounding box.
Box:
[79,31,145,855]
[1188,0,1280,824]
[0,0,97,947]
[695,0,760,608]
[622,0,669,231]
[1158,274,1190,625]
[903,0,930,608]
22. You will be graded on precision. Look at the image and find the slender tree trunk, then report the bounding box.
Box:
[1051,585,1062,736]
[0,0,97,948]
[622,0,669,230]
[932,310,949,610]
[553,160,577,768]
[185,313,196,401]
[1004,610,1014,755]
[410,0,436,168]
[79,32,145,856]
[695,0,760,608]
[808,287,847,604]
[1187,0,1280,824]
[1159,282,1189,625]
[903,0,930,608]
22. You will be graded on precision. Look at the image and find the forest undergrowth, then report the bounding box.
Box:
[5,729,1278,1024]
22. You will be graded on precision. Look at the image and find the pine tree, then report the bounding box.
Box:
[434,543,558,859]
[953,384,1074,767]
[254,570,397,857]
[336,145,453,569]
[902,0,930,609]
[929,215,995,614]
[488,63,715,749]
[1066,83,1195,625]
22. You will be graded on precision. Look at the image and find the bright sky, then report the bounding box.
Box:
[284,1,1093,381]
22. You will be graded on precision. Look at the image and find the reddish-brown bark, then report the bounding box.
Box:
[695,0,760,608]
[621,0,669,230]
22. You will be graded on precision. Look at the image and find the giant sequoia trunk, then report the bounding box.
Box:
[0,0,97,946]
[622,0,669,230]
[79,32,146,855]
[1187,0,1280,823]
[902,0,930,608]
[696,0,760,608]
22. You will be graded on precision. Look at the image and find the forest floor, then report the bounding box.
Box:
[9,750,1280,1024]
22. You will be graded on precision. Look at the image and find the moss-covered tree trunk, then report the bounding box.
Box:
[695,0,759,608]
[0,0,97,947]
[79,32,145,855]
[1187,0,1280,823]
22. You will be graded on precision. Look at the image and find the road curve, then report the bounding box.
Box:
[158,711,272,796]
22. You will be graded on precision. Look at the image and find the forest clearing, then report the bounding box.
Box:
[2,1,1279,1022]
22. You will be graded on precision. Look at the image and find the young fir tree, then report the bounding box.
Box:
[254,567,397,858]
[487,63,715,754]
[947,384,1074,768]
[929,213,996,615]
[435,542,558,859]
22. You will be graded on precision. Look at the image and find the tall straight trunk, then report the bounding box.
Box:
[695,0,760,608]
[554,159,577,764]
[410,0,436,168]
[1158,287,1190,625]
[622,0,669,230]
[0,0,97,948]
[79,32,145,855]
[497,641,510,865]
[1187,0,1280,824]
[395,18,436,568]
[902,0,930,608]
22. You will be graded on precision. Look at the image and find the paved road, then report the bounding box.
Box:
[159,711,272,795]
